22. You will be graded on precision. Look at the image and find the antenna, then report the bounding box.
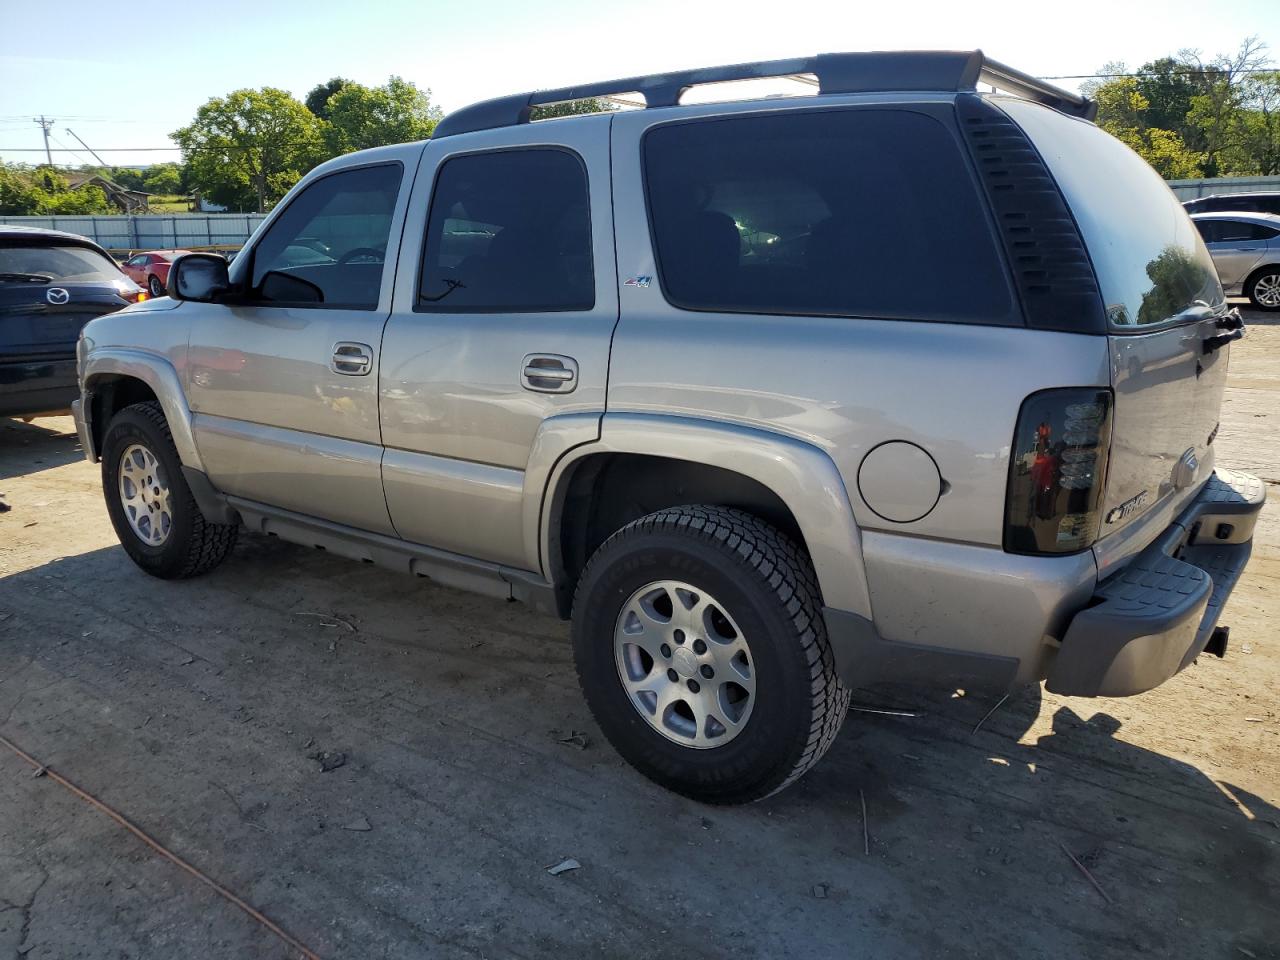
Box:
[32,116,54,165]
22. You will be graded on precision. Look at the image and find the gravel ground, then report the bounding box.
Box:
[0,313,1277,960]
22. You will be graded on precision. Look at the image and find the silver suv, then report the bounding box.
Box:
[73,51,1265,803]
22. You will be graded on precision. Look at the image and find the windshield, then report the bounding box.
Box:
[0,243,123,283]
[998,98,1224,327]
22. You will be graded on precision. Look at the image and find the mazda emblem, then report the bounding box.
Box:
[46,287,70,305]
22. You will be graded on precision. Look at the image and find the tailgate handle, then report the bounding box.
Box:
[1203,330,1244,355]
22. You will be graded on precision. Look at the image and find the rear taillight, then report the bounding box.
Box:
[1004,387,1113,554]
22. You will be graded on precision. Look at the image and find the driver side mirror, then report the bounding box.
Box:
[168,253,230,302]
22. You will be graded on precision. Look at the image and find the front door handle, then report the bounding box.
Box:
[521,353,578,393]
[332,341,373,376]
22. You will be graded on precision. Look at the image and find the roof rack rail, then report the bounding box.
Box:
[430,49,1096,139]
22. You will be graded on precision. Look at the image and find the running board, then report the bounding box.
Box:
[225,495,559,617]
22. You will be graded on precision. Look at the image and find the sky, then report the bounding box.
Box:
[2,0,1280,167]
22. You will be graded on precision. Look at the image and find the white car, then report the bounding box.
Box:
[1191,211,1280,309]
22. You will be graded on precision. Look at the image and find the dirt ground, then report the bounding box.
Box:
[1,314,1277,960]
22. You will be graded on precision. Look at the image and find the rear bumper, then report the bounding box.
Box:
[0,357,78,417]
[1045,469,1265,697]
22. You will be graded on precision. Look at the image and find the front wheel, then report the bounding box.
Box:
[148,274,165,298]
[101,401,237,579]
[571,505,849,804]
[1247,267,1280,310]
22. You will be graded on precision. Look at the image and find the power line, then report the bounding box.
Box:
[4,62,1279,156]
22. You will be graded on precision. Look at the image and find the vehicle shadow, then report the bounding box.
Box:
[785,679,1279,956]
[0,416,84,484]
[2,538,1275,959]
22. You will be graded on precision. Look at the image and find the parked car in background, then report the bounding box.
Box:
[1191,211,1280,309]
[120,249,193,298]
[74,50,1264,803]
[1183,192,1280,216]
[2,226,143,418]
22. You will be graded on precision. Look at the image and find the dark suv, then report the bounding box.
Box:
[1,226,142,418]
[1183,192,1280,216]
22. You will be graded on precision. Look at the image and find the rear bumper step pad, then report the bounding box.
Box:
[1047,469,1265,697]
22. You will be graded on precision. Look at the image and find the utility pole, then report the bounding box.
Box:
[32,116,54,166]
[64,128,109,168]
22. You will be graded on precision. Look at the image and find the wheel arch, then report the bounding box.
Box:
[1243,261,1280,306]
[534,413,873,621]
[82,349,202,469]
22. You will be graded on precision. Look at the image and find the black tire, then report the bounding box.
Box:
[101,401,237,579]
[571,505,849,804]
[148,274,165,298]
[1246,266,1280,311]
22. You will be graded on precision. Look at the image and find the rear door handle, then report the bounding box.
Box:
[521,353,578,393]
[332,342,372,376]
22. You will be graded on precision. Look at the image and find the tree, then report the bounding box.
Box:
[1228,72,1280,174]
[142,162,183,195]
[305,77,350,121]
[1134,57,1201,135]
[324,76,443,154]
[172,87,323,212]
[529,97,617,121]
[1093,77,1205,179]
[0,163,41,215]
[0,162,114,215]
[1179,36,1270,176]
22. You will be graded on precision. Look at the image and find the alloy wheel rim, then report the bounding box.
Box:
[1256,273,1280,306]
[613,580,756,749]
[118,443,173,546]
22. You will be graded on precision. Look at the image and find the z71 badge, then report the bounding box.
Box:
[1106,490,1150,524]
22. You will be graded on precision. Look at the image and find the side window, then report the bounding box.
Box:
[642,109,1012,323]
[249,163,402,310]
[1194,220,1221,243]
[1249,222,1280,240]
[1215,220,1269,242]
[418,149,593,312]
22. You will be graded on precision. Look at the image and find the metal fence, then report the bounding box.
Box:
[0,213,267,253]
[1166,175,1280,200]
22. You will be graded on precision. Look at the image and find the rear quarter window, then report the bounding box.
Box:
[999,99,1223,327]
[642,107,1015,325]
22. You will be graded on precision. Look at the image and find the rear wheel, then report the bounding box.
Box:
[571,505,848,804]
[147,274,165,298]
[101,401,237,578]
[1247,267,1280,310]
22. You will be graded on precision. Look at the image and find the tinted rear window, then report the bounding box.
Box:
[1000,99,1223,327]
[418,149,593,312]
[642,108,1014,324]
[1195,219,1279,242]
[0,243,121,283]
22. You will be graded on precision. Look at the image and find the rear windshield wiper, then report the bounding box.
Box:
[0,272,54,283]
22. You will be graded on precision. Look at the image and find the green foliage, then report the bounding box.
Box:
[108,167,146,191]
[529,97,618,121]
[172,87,324,212]
[0,162,114,215]
[1090,37,1278,179]
[323,76,443,154]
[305,77,350,121]
[142,162,183,195]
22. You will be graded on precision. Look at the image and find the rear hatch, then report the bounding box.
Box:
[999,99,1231,553]
[0,239,135,361]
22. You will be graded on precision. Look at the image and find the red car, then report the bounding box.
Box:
[119,249,193,298]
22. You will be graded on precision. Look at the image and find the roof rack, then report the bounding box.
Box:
[430,50,1096,139]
